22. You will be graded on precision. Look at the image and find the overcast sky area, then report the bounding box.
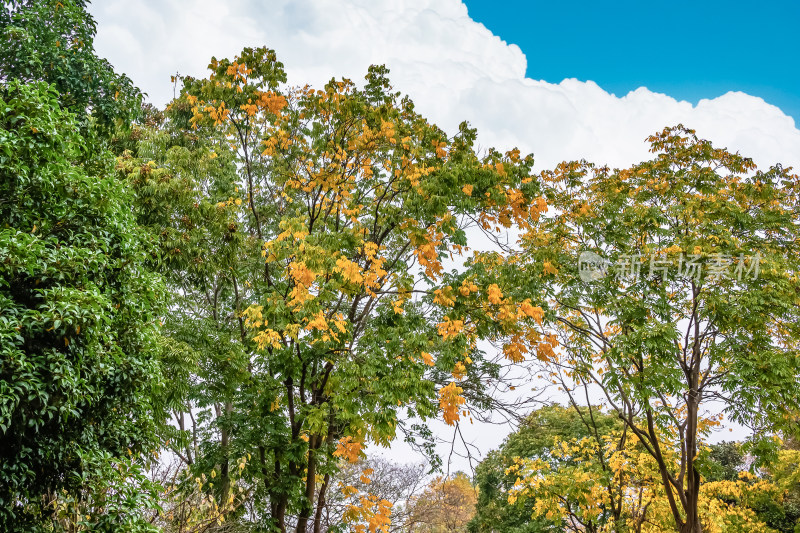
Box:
[89,0,800,473]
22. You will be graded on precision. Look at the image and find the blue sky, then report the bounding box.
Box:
[463,0,800,124]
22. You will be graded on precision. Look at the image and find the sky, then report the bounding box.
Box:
[462,0,800,125]
[90,0,800,173]
[88,0,800,472]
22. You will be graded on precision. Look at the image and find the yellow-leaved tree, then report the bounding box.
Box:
[507,428,784,532]
[489,126,800,533]
[122,48,550,532]
[406,473,478,532]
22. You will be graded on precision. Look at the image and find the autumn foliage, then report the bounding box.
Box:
[116,46,551,532]
[4,3,800,532]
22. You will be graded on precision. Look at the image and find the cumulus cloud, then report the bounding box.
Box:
[91,0,800,172]
[89,0,800,465]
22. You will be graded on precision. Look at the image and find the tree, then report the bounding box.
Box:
[508,428,788,533]
[0,0,143,137]
[503,126,800,532]
[766,446,800,532]
[0,81,162,530]
[473,408,792,533]
[702,442,800,532]
[320,456,427,532]
[406,472,478,532]
[508,425,669,532]
[469,404,622,533]
[120,47,541,532]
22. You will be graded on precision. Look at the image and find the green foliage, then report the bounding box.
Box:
[0,0,143,137]
[701,441,745,483]
[505,126,800,532]
[120,47,537,532]
[703,443,800,533]
[468,404,621,533]
[0,80,162,531]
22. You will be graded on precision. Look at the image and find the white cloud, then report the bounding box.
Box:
[89,0,800,468]
[91,0,800,172]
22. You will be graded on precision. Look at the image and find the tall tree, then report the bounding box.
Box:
[0,81,162,531]
[0,0,142,137]
[502,126,800,532]
[122,48,542,532]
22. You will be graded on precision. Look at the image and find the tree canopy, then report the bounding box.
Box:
[0,0,142,135]
[3,4,800,532]
[473,405,800,533]
[119,47,544,532]
[498,126,800,533]
[0,80,162,531]
[469,404,621,533]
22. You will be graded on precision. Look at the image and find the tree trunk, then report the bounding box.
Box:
[275,495,288,533]
[312,473,331,533]
[219,401,233,505]
[263,447,288,533]
[682,338,702,533]
[680,517,702,533]
[295,435,320,533]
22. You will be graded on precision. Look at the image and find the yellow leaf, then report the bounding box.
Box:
[487,284,503,304]
[420,351,434,366]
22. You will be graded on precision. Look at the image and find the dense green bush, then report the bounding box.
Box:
[0,80,162,531]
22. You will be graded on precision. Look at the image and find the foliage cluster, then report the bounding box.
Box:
[2,2,800,533]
